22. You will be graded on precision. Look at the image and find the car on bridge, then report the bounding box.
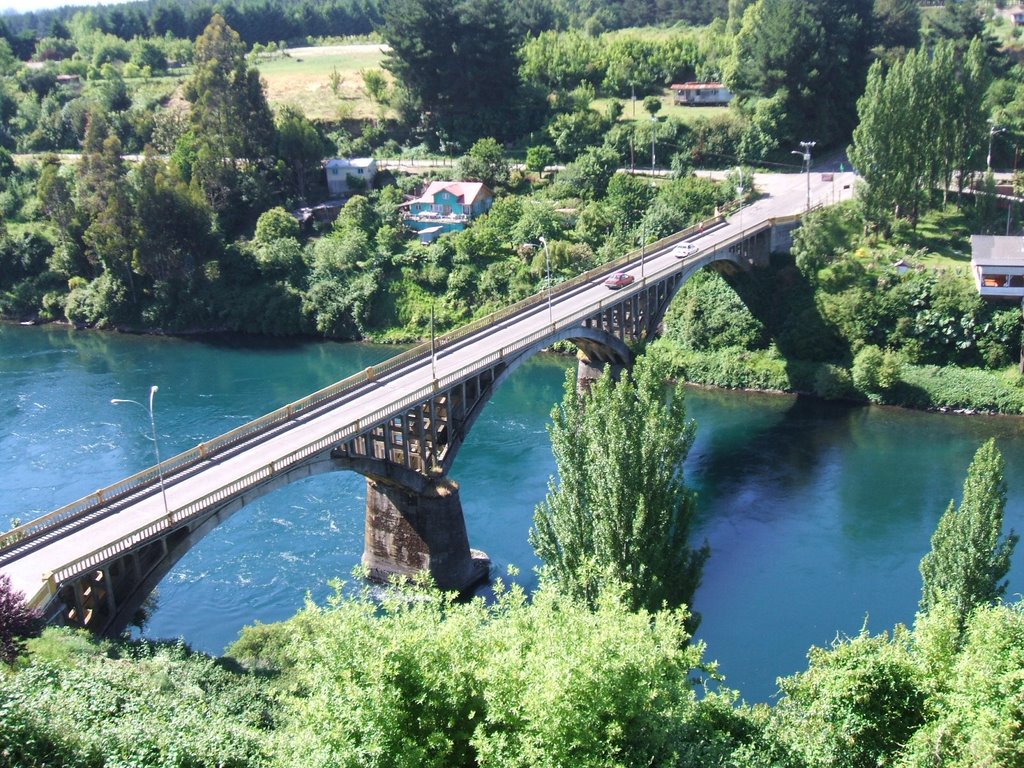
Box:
[603,272,635,289]
[671,242,699,258]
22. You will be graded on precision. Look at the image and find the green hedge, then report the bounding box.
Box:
[651,340,1024,415]
[892,365,1024,414]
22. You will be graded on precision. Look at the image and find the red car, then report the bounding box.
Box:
[603,272,635,289]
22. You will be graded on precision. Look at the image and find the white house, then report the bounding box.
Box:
[325,157,377,196]
[1001,4,1024,25]
[670,82,733,106]
[970,235,1024,298]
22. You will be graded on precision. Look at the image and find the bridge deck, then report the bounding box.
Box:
[0,171,854,609]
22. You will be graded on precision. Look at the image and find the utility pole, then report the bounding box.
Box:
[791,140,815,212]
[651,114,657,180]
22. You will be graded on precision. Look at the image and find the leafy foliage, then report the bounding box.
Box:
[0,630,274,767]
[236,581,713,768]
[0,573,42,664]
[919,439,1019,638]
[771,627,928,768]
[531,357,709,619]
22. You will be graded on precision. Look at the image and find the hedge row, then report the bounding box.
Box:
[650,341,1024,415]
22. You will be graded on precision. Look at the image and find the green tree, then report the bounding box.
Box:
[849,39,989,229]
[184,14,276,219]
[130,152,215,287]
[525,144,554,175]
[919,439,1018,637]
[234,581,709,768]
[726,0,873,148]
[769,628,927,768]
[531,357,709,619]
[379,0,525,144]
[360,67,389,103]
[455,137,510,189]
[254,206,300,244]
[552,145,619,200]
[275,107,330,202]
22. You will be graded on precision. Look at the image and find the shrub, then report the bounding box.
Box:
[0,574,42,664]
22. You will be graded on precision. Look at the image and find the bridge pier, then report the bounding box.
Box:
[363,476,490,593]
[576,350,627,390]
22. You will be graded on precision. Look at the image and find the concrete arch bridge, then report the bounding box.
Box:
[0,171,852,636]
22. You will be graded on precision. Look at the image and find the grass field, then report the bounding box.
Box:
[592,94,729,126]
[254,44,389,121]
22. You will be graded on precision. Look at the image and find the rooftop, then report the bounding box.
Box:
[671,82,726,90]
[970,235,1024,267]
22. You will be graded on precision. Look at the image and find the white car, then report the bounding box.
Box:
[671,242,699,259]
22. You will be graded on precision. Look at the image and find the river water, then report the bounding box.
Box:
[3,323,1024,703]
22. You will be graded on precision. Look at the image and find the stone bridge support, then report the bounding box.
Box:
[363,476,489,591]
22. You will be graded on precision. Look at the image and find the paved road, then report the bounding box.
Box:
[0,170,856,607]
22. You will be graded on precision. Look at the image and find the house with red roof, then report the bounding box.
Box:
[403,181,494,239]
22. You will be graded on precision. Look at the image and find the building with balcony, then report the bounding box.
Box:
[403,181,494,239]
[971,235,1024,298]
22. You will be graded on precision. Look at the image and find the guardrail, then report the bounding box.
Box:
[5,208,783,575]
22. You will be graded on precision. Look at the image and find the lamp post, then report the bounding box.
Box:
[640,216,647,279]
[650,114,657,180]
[111,385,169,517]
[538,235,552,325]
[736,168,745,258]
[430,303,437,380]
[791,140,815,211]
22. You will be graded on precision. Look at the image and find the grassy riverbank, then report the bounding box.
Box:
[651,341,1024,415]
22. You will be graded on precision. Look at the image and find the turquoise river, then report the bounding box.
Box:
[3,323,1024,703]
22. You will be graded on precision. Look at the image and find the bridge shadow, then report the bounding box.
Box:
[685,390,857,510]
[724,252,852,374]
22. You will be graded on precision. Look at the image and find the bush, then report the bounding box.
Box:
[893,364,1024,414]
[0,574,42,664]
[650,341,793,392]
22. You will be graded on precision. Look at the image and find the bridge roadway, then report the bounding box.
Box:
[1,170,854,617]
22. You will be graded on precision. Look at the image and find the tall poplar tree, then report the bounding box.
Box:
[850,38,989,228]
[919,439,1018,637]
[531,358,709,621]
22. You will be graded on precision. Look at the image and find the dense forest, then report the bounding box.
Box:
[1,0,728,48]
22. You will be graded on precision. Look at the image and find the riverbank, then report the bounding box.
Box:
[650,340,1024,416]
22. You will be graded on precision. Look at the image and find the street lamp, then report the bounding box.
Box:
[791,140,815,211]
[650,114,657,180]
[112,385,169,517]
[988,124,1007,173]
[538,235,553,325]
[736,167,745,258]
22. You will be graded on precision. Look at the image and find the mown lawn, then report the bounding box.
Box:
[254,43,390,121]
[894,205,974,271]
[592,94,729,126]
